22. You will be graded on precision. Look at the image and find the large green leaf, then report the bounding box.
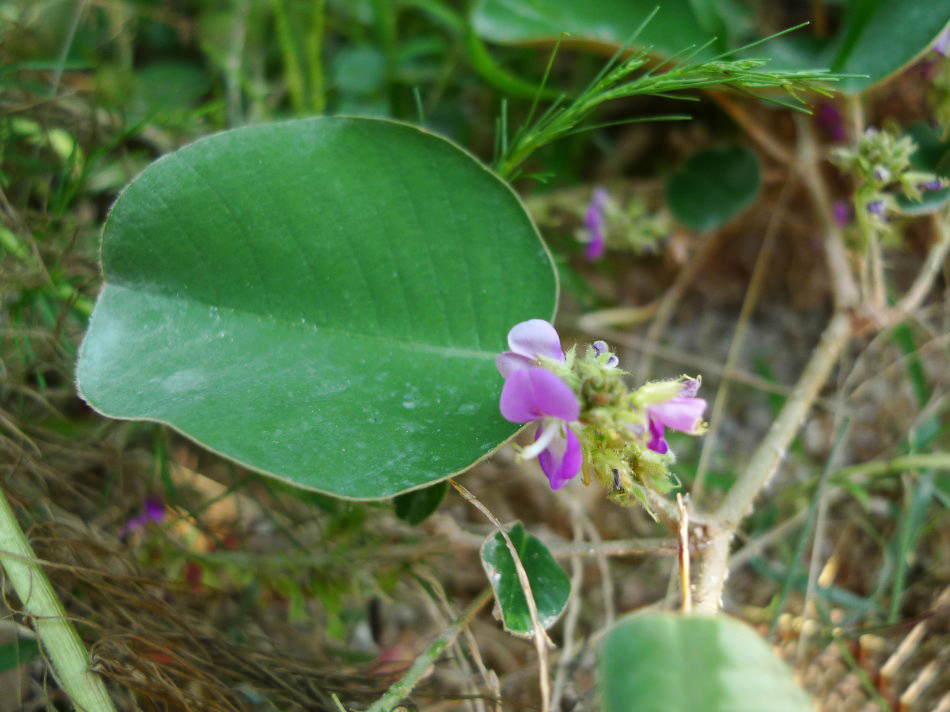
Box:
[762,1,950,93]
[473,1,950,93]
[480,523,570,636]
[77,117,557,499]
[471,0,724,58]
[665,145,760,233]
[600,612,814,712]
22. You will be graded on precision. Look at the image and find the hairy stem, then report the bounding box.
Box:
[0,490,116,712]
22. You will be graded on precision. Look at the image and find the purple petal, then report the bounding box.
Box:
[119,496,166,538]
[582,188,608,261]
[538,426,583,489]
[936,26,950,56]
[144,496,166,522]
[584,204,604,231]
[584,231,605,261]
[648,396,707,434]
[679,378,700,399]
[647,415,669,454]
[496,351,536,378]
[867,200,885,215]
[816,102,846,143]
[506,319,564,363]
[499,368,579,423]
[832,200,852,227]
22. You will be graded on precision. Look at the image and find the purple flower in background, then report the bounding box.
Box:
[496,319,565,378]
[582,187,609,261]
[645,379,707,455]
[120,495,166,538]
[867,200,886,215]
[499,367,582,489]
[832,200,853,226]
[816,102,846,143]
[919,179,945,191]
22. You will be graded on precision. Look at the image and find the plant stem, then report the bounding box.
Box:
[831,452,950,482]
[0,489,116,712]
[365,588,493,712]
[693,310,852,613]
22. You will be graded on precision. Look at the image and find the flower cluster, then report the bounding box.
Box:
[830,127,946,247]
[497,319,706,509]
[576,187,670,261]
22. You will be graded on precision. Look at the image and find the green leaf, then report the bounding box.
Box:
[471,0,724,58]
[473,1,950,94]
[480,523,570,636]
[77,117,557,500]
[600,612,814,712]
[0,636,40,672]
[665,145,760,233]
[898,122,950,216]
[762,2,950,93]
[394,480,448,524]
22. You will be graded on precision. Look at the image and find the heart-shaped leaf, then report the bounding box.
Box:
[665,145,760,233]
[77,117,557,499]
[600,612,814,712]
[480,523,570,636]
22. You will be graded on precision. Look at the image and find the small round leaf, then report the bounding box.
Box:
[666,145,761,233]
[480,523,570,637]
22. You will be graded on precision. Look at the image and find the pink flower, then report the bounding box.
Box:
[645,380,706,455]
[497,320,582,490]
[120,495,166,538]
[500,368,582,489]
[496,318,565,378]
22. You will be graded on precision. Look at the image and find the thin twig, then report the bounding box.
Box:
[693,310,853,613]
[578,324,799,399]
[796,417,851,664]
[365,588,493,712]
[676,494,691,613]
[693,169,796,501]
[709,93,794,165]
[635,228,725,382]
[449,480,553,712]
[577,514,616,626]
[550,504,585,712]
[875,211,950,329]
[794,114,860,311]
[715,311,852,530]
[429,514,677,557]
